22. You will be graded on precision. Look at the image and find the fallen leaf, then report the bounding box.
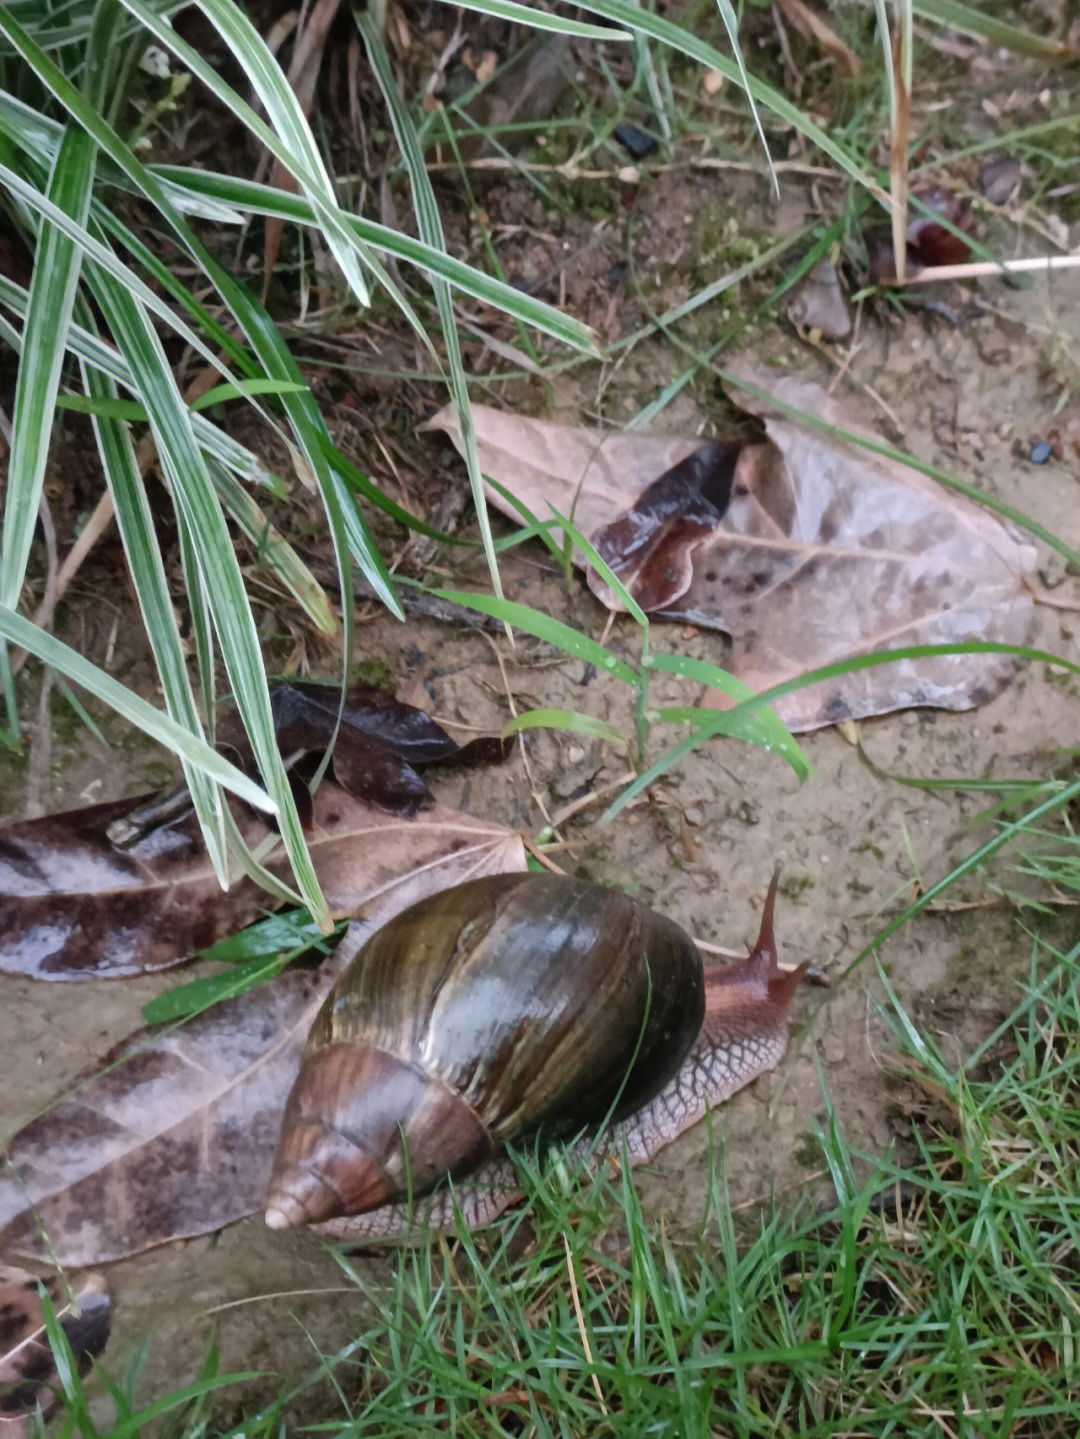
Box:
[0,684,513,980]
[429,374,1035,730]
[787,258,852,339]
[257,681,513,816]
[0,804,526,1265]
[0,793,271,981]
[0,1268,109,1434]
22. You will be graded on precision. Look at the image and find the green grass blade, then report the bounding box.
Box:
[359,10,503,601]
[192,0,371,307]
[410,1,630,40]
[503,708,629,748]
[88,268,328,922]
[205,457,337,636]
[914,0,1079,55]
[0,124,95,732]
[78,310,232,879]
[0,273,277,492]
[140,168,599,353]
[431,587,639,684]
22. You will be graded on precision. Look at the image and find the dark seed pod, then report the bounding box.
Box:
[265,872,704,1229]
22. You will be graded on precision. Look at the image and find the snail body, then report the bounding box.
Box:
[265,870,802,1233]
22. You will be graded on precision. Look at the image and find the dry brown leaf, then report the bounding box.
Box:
[429,374,1035,731]
[0,802,526,1265]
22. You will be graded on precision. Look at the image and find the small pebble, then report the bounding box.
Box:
[613,122,658,160]
[1030,441,1052,464]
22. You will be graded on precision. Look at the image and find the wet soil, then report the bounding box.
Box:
[2,11,1079,1425]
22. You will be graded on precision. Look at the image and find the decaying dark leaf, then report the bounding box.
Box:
[430,373,1035,731]
[257,681,513,815]
[0,684,513,980]
[0,805,527,1265]
[868,185,977,284]
[0,794,271,981]
[0,1267,109,1434]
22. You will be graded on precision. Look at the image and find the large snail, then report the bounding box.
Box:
[265,870,805,1235]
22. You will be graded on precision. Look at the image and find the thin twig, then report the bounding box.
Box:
[900,254,1080,284]
[562,1233,607,1417]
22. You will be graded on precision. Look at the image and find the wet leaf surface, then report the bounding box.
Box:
[0,684,513,980]
[0,794,271,981]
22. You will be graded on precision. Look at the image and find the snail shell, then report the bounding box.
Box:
[265,871,704,1229]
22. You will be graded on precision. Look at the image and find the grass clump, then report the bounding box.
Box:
[43,906,1074,1437]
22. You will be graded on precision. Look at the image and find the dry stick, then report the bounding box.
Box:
[901,254,1080,284]
[10,487,117,680]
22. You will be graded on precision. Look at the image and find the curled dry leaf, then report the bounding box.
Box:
[0,800,526,1266]
[0,1267,109,1434]
[429,372,1035,731]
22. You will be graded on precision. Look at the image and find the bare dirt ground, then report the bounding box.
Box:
[2,8,1078,1422]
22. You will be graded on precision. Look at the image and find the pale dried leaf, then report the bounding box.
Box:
[430,374,1036,731]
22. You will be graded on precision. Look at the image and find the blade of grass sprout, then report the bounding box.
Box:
[87,271,327,921]
[54,675,109,745]
[645,650,808,774]
[0,123,95,744]
[553,511,660,754]
[844,770,1080,980]
[569,0,885,201]
[718,366,1080,570]
[431,587,638,684]
[0,608,275,810]
[36,1286,91,1431]
[713,0,775,193]
[503,708,630,749]
[359,12,504,602]
[605,640,1075,820]
[188,379,306,409]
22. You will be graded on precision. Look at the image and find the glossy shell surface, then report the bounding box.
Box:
[266,872,704,1226]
